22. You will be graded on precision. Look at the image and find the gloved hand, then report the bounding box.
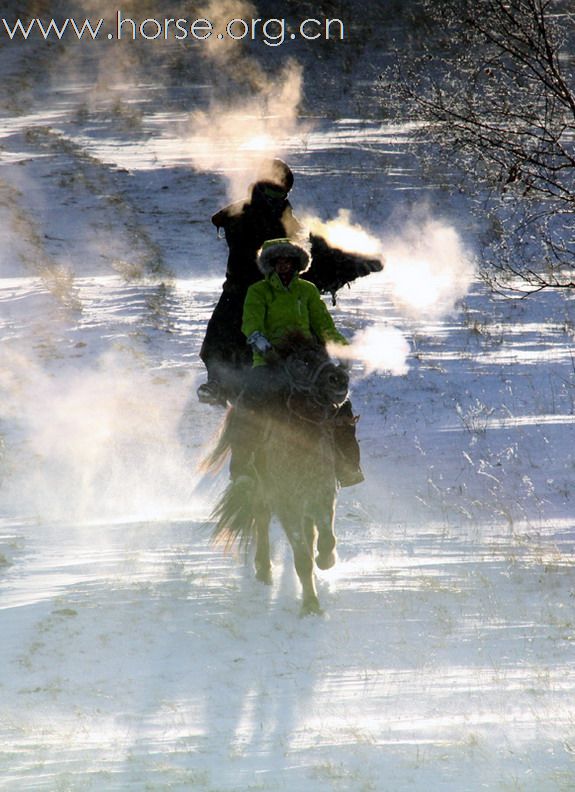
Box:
[247,331,273,355]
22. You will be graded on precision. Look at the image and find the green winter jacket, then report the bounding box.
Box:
[242,272,348,366]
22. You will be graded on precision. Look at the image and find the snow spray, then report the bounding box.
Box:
[303,209,383,259]
[0,344,200,523]
[308,207,475,375]
[184,58,304,199]
[328,326,410,376]
[181,0,306,199]
[381,211,476,319]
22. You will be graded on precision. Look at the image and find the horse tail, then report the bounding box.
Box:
[210,475,259,554]
[200,407,235,473]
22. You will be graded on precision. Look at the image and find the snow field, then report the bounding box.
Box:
[1,8,575,790]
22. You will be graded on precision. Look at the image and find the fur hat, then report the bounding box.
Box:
[257,238,310,276]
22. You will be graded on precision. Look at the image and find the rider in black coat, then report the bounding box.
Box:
[198,159,301,405]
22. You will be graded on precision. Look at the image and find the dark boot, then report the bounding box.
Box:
[334,401,364,488]
[197,379,227,407]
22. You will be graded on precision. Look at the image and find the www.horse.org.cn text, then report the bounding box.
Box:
[1,13,346,47]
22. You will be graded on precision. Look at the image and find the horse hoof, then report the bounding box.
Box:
[300,597,323,617]
[255,566,273,585]
[315,551,337,570]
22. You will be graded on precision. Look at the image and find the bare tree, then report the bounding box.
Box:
[385,0,575,294]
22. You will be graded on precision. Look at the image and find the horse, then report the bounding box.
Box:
[202,334,350,616]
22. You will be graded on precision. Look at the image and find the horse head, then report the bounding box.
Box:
[274,332,349,410]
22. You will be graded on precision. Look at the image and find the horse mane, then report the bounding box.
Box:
[273,331,327,361]
[200,408,234,474]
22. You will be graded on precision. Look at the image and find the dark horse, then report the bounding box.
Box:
[203,335,350,616]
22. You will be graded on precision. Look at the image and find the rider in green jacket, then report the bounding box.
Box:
[242,238,348,366]
[234,238,364,488]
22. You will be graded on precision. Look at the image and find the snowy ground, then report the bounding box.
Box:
[1,4,575,790]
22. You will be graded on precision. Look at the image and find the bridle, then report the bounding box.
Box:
[282,354,348,424]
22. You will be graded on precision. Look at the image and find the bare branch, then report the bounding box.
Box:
[384,0,575,294]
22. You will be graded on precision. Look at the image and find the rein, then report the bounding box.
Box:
[287,359,334,392]
[285,392,340,425]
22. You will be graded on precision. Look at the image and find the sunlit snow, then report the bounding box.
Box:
[1,9,574,792]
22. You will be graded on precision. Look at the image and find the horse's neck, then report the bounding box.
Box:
[270,410,335,469]
[285,389,337,423]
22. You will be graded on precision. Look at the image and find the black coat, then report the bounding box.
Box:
[201,183,301,381]
[211,183,301,290]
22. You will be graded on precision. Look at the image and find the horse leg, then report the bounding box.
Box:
[315,494,338,571]
[304,517,317,557]
[285,516,321,616]
[254,505,272,585]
